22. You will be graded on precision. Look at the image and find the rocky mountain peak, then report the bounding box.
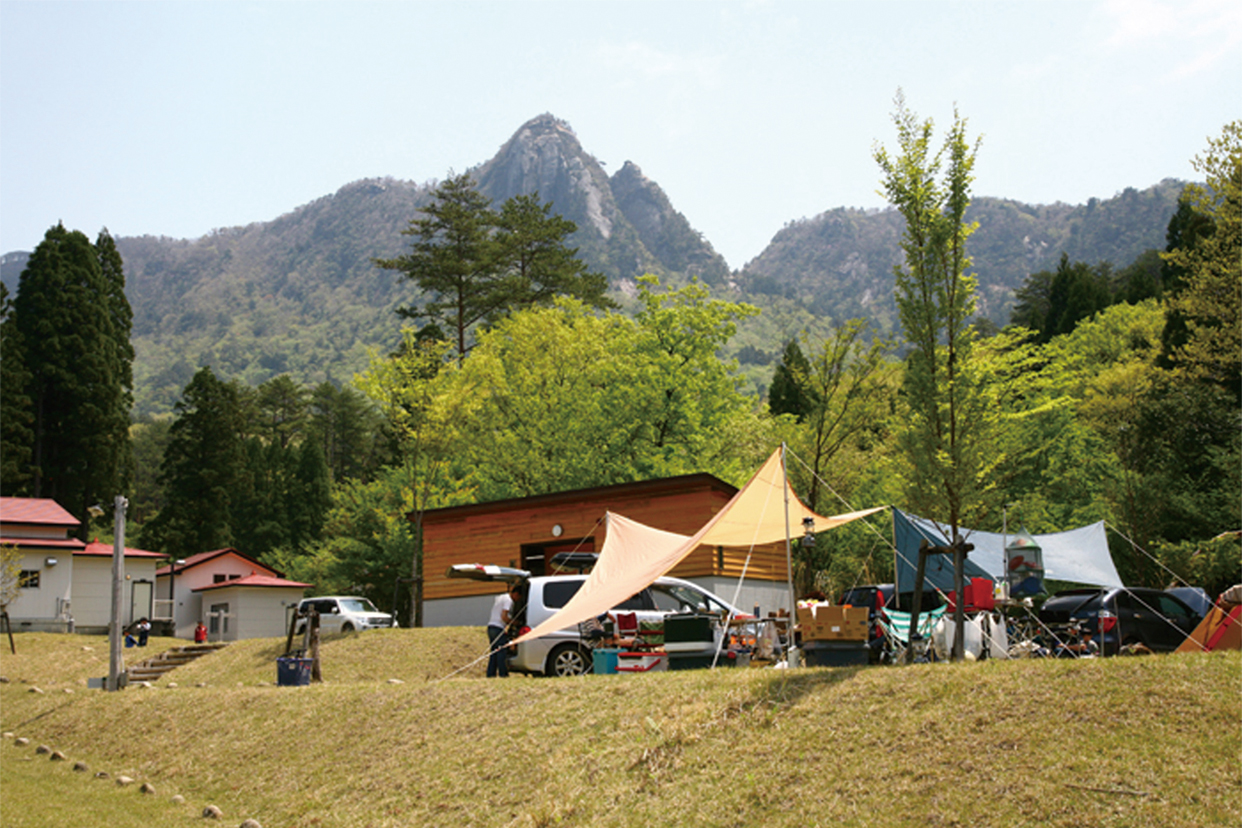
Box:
[475,113,614,239]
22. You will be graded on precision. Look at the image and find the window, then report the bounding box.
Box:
[213,574,227,584]
[208,603,229,634]
[19,570,40,589]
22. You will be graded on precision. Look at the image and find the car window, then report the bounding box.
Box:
[612,590,652,611]
[1157,595,1191,619]
[543,581,583,609]
[650,584,728,615]
[339,598,379,614]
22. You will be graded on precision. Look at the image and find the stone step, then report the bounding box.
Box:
[125,644,226,684]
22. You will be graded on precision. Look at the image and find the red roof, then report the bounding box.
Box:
[0,536,85,550]
[155,548,280,577]
[0,497,80,527]
[79,539,165,559]
[193,573,313,592]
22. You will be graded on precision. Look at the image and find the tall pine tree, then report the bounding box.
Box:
[10,224,133,532]
[142,368,246,555]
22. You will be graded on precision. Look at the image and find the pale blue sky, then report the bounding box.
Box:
[1,0,1237,269]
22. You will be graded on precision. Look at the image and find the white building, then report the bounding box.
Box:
[155,548,311,641]
[1,498,162,634]
[2,498,311,641]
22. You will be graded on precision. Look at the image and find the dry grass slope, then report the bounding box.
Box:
[2,630,1239,828]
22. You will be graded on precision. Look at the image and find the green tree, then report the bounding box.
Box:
[790,320,897,514]
[1160,120,1241,391]
[375,173,503,364]
[307,381,392,485]
[0,284,33,494]
[376,174,616,366]
[255,374,309,449]
[1043,254,1114,342]
[874,94,988,536]
[493,192,614,313]
[11,224,134,532]
[142,367,246,555]
[357,330,475,624]
[768,339,816,422]
[127,415,173,527]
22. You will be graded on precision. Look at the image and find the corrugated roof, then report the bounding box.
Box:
[0,536,86,550]
[192,573,313,592]
[79,539,165,559]
[0,497,80,527]
[155,548,280,577]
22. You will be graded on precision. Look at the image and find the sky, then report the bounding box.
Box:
[1,0,1238,271]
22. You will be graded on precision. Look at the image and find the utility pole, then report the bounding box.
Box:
[106,495,129,692]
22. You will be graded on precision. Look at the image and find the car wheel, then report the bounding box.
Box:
[547,643,591,677]
[341,622,355,633]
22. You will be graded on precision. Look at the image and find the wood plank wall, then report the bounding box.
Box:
[423,482,789,601]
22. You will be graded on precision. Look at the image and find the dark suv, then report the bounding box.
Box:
[1038,587,1201,654]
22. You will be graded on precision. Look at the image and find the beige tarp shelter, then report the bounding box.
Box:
[513,448,886,645]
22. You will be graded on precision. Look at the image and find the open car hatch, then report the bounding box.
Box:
[446,563,530,583]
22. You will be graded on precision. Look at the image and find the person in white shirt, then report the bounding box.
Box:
[487,585,522,677]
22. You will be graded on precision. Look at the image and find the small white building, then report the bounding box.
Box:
[1,498,81,632]
[2,498,312,641]
[156,548,311,641]
[1,498,161,633]
[73,540,163,633]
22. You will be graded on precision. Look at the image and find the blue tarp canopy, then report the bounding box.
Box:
[893,508,993,595]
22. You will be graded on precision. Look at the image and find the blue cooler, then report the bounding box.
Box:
[592,648,620,675]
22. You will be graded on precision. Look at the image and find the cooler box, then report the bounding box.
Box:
[617,651,666,672]
[592,648,621,675]
[802,640,869,667]
[663,613,716,654]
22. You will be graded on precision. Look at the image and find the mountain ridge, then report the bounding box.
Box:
[1,114,1187,416]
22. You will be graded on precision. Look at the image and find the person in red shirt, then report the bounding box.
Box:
[194,621,208,643]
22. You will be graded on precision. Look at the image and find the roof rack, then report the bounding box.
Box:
[549,551,598,573]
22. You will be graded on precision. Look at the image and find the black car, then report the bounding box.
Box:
[1037,587,1201,654]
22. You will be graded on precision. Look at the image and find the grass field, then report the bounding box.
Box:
[1,630,1239,828]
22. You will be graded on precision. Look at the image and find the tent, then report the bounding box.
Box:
[893,508,1123,596]
[1175,600,1241,654]
[513,448,886,646]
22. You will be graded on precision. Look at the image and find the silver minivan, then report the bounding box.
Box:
[448,559,745,676]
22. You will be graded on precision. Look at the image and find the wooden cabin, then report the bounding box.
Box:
[418,473,793,626]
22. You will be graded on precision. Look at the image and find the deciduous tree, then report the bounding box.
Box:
[874,94,988,536]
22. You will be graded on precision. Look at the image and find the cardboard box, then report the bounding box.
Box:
[796,603,870,642]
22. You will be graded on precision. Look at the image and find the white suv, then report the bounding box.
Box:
[295,596,397,634]
[448,560,744,676]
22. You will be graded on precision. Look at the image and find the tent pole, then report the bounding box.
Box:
[782,443,798,666]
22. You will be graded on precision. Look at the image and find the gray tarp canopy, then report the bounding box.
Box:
[894,508,1123,594]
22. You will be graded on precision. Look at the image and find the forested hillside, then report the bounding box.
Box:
[737,180,1186,329]
[0,113,1186,416]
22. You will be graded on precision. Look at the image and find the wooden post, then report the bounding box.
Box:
[906,540,930,664]
[2,610,14,655]
[284,605,299,655]
[309,609,322,683]
[952,539,966,662]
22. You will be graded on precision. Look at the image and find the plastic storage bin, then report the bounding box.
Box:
[276,656,313,686]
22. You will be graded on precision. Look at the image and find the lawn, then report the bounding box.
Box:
[1,630,1239,827]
